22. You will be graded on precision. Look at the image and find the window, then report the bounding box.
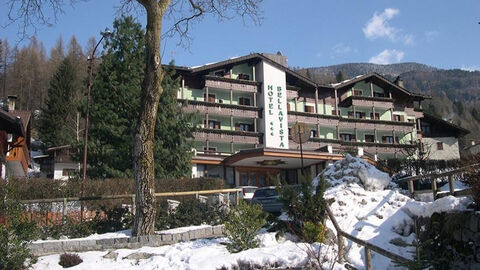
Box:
[205,120,220,129]
[203,93,216,102]
[214,70,225,77]
[393,114,404,122]
[353,90,363,96]
[240,173,248,186]
[370,112,380,120]
[365,134,375,142]
[238,97,251,106]
[310,129,317,138]
[305,105,315,113]
[237,73,250,80]
[340,133,355,142]
[437,142,444,150]
[382,136,394,144]
[347,111,354,118]
[332,110,341,116]
[373,92,386,98]
[237,123,252,132]
[355,112,366,119]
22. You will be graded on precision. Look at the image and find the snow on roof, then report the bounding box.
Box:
[329,74,364,87]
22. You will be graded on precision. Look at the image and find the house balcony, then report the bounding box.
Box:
[193,128,262,144]
[338,117,415,133]
[204,76,261,93]
[287,111,340,125]
[339,95,394,109]
[179,99,261,118]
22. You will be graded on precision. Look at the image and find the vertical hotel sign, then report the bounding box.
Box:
[261,61,289,149]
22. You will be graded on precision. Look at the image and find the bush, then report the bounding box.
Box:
[155,199,226,230]
[279,173,327,243]
[224,201,266,253]
[0,181,38,270]
[58,253,82,268]
[38,218,93,240]
[463,154,480,210]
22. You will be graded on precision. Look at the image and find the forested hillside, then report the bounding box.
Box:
[297,63,480,143]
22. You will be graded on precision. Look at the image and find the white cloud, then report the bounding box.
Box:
[332,43,352,54]
[363,8,413,45]
[425,31,439,42]
[369,49,405,65]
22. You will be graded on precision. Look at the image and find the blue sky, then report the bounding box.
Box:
[1,0,479,70]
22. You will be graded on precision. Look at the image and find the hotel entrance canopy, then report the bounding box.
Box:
[222,147,344,169]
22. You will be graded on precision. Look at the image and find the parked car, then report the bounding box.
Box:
[251,186,283,213]
[239,186,258,202]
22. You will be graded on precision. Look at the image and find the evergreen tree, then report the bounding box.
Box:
[87,16,195,178]
[38,57,80,147]
[154,64,195,178]
[87,16,145,178]
[336,70,346,83]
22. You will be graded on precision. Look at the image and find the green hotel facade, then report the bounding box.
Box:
[174,53,428,187]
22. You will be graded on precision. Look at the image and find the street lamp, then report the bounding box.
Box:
[81,28,112,221]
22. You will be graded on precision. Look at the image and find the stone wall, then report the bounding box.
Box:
[29,225,225,256]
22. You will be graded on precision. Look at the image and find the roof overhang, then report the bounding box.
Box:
[222,147,344,169]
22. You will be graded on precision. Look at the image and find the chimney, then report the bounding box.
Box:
[7,95,17,111]
[394,76,404,88]
[262,51,287,67]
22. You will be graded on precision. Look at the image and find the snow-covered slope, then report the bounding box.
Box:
[321,155,472,269]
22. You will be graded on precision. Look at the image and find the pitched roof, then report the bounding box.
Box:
[8,110,31,133]
[0,109,24,136]
[328,73,430,99]
[422,113,470,135]
[176,53,319,88]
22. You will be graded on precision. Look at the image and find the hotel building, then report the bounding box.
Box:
[174,53,430,186]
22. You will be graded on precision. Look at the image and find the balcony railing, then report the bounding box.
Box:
[193,128,262,144]
[339,95,394,109]
[204,76,261,93]
[179,99,261,118]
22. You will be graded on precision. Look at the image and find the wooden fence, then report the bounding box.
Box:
[396,163,480,201]
[19,188,242,226]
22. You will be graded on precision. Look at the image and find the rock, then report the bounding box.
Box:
[123,252,155,260]
[338,200,346,206]
[103,251,118,260]
[360,199,367,205]
[389,237,409,247]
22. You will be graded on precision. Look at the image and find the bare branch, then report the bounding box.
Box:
[163,0,263,47]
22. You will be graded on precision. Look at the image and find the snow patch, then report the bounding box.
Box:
[321,154,391,191]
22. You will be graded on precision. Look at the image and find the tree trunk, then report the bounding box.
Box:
[132,0,169,236]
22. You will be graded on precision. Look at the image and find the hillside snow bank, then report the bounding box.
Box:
[318,155,473,269]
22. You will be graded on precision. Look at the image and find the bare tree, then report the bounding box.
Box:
[6,0,263,235]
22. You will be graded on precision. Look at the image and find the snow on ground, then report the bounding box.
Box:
[30,156,473,270]
[439,180,469,192]
[31,232,340,270]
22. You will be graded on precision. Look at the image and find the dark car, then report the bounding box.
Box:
[251,187,283,213]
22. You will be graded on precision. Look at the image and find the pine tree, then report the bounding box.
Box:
[87,16,145,178]
[336,70,346,83]
[38,57,80,147]
[154,64,195,178]
[87,16,195,178]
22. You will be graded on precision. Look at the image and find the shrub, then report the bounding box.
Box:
[155,199,226,230]
[224,201,266,253]
[58,253,83,268]
[463,154,480,210]
[0,181,38,270]
[279,173,327,243]
[303,221,326,244]
[89,206,132,234]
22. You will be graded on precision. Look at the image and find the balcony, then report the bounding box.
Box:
[338,117,415,132]
[340,95,394,109]
[204,76,261,93]
[6,143,29,177]
[193,128,262,144]
[288,111,340,125]
[179,99,261,118]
